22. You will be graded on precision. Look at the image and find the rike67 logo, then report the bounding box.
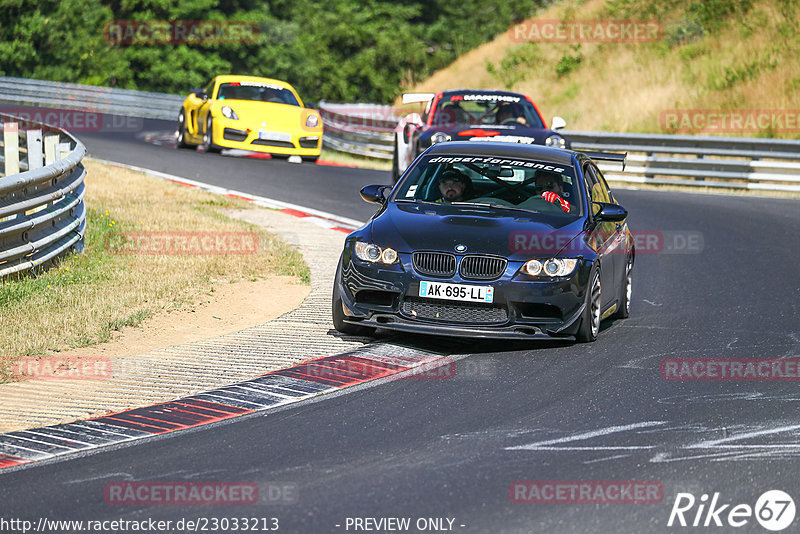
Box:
[668,490,795,531]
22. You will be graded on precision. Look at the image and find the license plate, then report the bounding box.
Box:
[418,281,494,303]
[258,129,291,142]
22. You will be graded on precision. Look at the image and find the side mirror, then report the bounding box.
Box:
[593,202,627,222]
[360,184,390,204]
[551,116,567,130]
[191,88,207,100]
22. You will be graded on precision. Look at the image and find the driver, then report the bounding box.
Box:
[534,171,564,195]
[535,171,571,212]
[439,101,467,126]
[495,103,528,126]
[436,169,472,203]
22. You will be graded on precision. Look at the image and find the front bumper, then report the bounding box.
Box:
[213,118,322,156]
[338,253,591,340]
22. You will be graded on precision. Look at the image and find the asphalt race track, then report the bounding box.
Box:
[2,114,800,533]
[77,115,388,222]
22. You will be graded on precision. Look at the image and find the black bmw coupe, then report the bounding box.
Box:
[333,141,634,342]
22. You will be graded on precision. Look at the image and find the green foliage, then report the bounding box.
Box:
[677,42,708,61]
[607,0,753,40]
[0,0,132,86]
[0,0,539,103]
[555,46,583,78]
[666,17,705,46]
[706,54,778,90]
[486,43,539,89]
[687,0,753,32]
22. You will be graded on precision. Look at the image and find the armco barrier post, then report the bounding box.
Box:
[3,122,19,176]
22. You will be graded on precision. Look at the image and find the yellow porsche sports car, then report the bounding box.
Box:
[176,75,323,161]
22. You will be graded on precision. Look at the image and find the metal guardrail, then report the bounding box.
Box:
[319,101,800,192]
[563,131,800,192]
[1,78,798,192]
[0,77,184,120]
[318,101,396,160]
[0,113,87,277]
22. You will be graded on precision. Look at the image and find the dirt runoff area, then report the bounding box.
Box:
[39,276,309,362]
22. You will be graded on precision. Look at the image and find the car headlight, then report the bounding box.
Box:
[430,132,451,144]
[523,258,578,277]
[221,106,239,120]
[545,135,565,148]
[524,259,543,276]
[306,114,320,128]
[354,242,398,264]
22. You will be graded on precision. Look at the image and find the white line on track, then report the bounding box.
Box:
[505,421,667,451]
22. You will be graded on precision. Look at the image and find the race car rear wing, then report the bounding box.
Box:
[579,151,627,171]
[402,93,435,105]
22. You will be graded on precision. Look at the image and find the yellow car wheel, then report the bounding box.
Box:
[176,109,193,149]
[203,116,220,153]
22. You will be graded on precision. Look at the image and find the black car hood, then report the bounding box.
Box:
[370,202,587,259]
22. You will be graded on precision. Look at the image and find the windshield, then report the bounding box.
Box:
[216,81,300,106]
[432,93,545,129]
[393,154,582,217]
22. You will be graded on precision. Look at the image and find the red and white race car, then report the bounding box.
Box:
[393,89,569,181]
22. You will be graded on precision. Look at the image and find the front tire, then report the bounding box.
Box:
[576,268,601,343]
[176,109,192,149]
[202,116,220,153]
[332,266,375,337]
[613,255,633,319]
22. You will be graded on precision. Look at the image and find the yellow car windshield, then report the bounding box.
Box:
[217,82,299,106]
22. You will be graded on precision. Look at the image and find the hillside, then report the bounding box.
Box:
[401,0,800,137]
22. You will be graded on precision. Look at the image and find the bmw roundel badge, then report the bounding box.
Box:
[455,244,467,253]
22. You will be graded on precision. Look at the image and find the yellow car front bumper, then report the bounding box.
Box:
[212,118,322,156]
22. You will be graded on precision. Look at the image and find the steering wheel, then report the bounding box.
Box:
[476,189,526,205]
[485,185,535,201]
[501,118,519,126]
[469,195,516,205]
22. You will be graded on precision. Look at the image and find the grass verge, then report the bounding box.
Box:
[0,160,309,378]
[320,148,392,171]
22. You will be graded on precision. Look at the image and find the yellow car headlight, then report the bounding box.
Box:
[221,106,239,120]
